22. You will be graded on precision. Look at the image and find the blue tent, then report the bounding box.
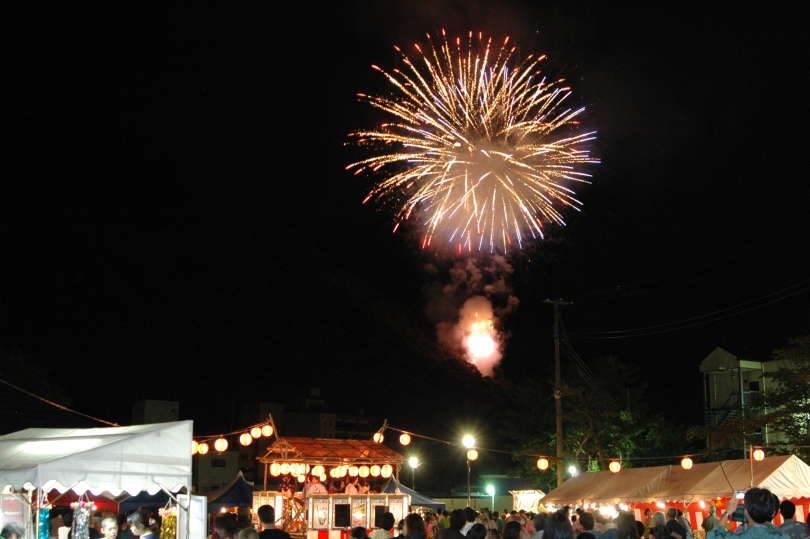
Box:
[116,490,174,512]
[206,473,260,512]
[381,476,445,511]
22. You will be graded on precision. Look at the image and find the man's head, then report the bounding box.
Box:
[707,506,716,516]
[645,509,652,517]
[450,510,466,531]
[780,500,796,519]
[1,523,24,539]
[465,508,478,523]
[102,518,119,539]
[666,508,677,520]
[578,513,594,531]
[380,512,395,531]
[744,488,779,525]
[257,505,276,526]
[442,512,449,518]
[533,513,548,531]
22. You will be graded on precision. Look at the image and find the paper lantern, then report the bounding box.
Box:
[313,465,325,476]
[359,465,370,478]
[467,449,478,461]
[214,437,228,452]
[370,465,381,477]
[280,463,290,475]
[609,461,621,473]
[198,442,209,455]
[270,463,281,476]
[381,464,393,478]
[349,466,359,477]
[400,434,411,445]
[297,474,305,483]
[681,457,693,470]
[251,427,262,438]
[329,468,336,478]
[373,432,384,443]
[262,425,274,437]
[753,449,765,461]
[191,441,199,455]
[320,474,326,482]
[240,433,253,446]
[537,458,549,471]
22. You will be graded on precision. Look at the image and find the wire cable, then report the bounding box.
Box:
[0,378,118,427]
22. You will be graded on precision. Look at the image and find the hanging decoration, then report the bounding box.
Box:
[39,497,51,539]
[71,499,93,539]
[159,506,177,539]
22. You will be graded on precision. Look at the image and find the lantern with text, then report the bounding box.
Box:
[280,463,290,475]
[349,466,359,477]
[381,464,393,478]
[251,427,262,438]
[198,442,209,455]
[313,465,325,476]
[214,438,228,452]
[359,465,370,478]
[239,433,253,446]
[400,433,411,445]
[370,465,381,477]
[270,463,281,476]
[261,425,273,437]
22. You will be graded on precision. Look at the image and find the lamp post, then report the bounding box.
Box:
[486,485,495,511]
[409,457,420,490]
[463,436,476,507]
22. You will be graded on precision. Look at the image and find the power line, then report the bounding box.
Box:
[0,378,118,427]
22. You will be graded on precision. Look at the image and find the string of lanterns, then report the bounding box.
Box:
[191,423,274,456]
[371,422,771,473]
[263,462,394,483]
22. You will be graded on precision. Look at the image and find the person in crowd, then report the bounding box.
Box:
[599,512,640,539]
[215,514,239,539]
[1,523,24,539]
[466,524,487,539]
[59,513,74,539]
[439,510,467,539]
[532,512,548,539]
[644,511,654,536]
[345,477,360,495]
[701,507,720,534]
[493,513,503,535]
[440,513,451,529]
[358,479,370,495]
[371,513,396,539]
[503,521,523,539]
[128,511,158,539]
[278,476,294,495]
[351,528,370,539]
[240,530,259,539]
[101,517,119,539]
[116,514,132,539]
[664,509,686,539]
[647,512,668,539]
[635,522,646,539]
[593,513,607,534]
[544,512,573,539]
[579,512,600,539]
[404,514,428,539]
[707,489,787,539]
[257,505,290,539]
[462,509,478,536]
[675,510,693,539]
[779,501,808,539]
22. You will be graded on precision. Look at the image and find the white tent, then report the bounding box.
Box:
[0,421,193,495]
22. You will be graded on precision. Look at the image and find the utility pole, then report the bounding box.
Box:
[544,298,571,487]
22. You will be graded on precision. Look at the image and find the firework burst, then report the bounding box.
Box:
[348,30,599,253]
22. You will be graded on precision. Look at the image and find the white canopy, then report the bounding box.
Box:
[542,455,810,505]
[0,421,193,495]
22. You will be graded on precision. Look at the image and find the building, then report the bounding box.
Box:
[700,346,793,446]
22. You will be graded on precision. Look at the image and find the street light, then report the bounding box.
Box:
[408,457,420,490]
[486,485,495,511]
[464,436,476,507]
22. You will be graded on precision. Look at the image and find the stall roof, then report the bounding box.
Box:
[259,438,404,466]
[0,421,193,495]
[381,476,445,511]
[542,455,810,506]
[206,473,259,512]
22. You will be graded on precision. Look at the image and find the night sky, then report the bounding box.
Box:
[2,1,808,448]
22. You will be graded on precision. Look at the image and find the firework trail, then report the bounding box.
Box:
[348,30,599,253]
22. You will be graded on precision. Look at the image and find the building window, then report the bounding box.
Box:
[211,459,226,468]
[749,381,760,392]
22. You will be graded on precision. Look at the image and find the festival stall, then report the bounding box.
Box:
[255,437,407,539]
[0,421,204,539]
[541,455,810,533]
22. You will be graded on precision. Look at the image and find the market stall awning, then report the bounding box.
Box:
[206,473,259,512]
[116,489,176,512]
[381,476,445,511]
[259,438,404,467]
[542,455,810,506]
[0,421,193,495]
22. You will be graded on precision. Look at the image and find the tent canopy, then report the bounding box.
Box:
[381,476,445,511]
[116,490,176,512]
[542,455,810,506]
[206,473,259,512]
[0,421,193,495]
